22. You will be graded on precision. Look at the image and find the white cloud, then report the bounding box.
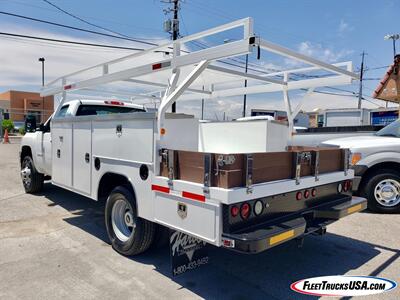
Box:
[338,19,353,34]
[284,41,354,67]
[0,22,168,89]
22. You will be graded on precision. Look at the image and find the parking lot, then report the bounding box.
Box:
[0,142,399,300]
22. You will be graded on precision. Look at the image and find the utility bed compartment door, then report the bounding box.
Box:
[51,122,72,187]
[154,194,219,243]
[72,122,92,195]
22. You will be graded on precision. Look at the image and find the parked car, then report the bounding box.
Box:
[323,119,400,213]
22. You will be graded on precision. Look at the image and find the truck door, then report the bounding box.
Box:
[72,121,92,195]
[51,105,73,188]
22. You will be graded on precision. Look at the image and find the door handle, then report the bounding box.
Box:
[85,153,90,163]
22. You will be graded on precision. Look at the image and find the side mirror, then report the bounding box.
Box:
[25,116,37,133]
[38,123,45,132]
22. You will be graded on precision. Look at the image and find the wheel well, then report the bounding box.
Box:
[358,162,400,191]
[20,146,32,166]
[97,172,135,202]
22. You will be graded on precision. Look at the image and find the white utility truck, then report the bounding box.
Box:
[20,19,367,264]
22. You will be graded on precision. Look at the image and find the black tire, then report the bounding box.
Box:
[361,169,400,214]
[21,156,44,193]
[105,186,155,255]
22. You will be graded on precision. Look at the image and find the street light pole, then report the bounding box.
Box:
[384,34,400,57]
[38,57,45,122]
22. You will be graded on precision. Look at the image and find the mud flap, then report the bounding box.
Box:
[169,230,209,276]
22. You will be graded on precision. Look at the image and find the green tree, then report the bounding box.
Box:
[2,119,14,133]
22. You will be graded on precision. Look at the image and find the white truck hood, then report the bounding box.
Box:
[323,135,400,149]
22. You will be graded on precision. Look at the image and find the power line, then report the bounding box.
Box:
[0,32,145,51]
[0,11,159,45]
[42,0,157,45]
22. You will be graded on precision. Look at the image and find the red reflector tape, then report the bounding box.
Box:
[182,191,205,202]
[151,184,170,194]
[152,63,162,70]
[64,84,73,90]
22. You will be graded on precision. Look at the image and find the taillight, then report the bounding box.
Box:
[240,203,251,219]
[296,191,302,201]
[230,205,239,217]
[343,181,348,192]
[311,188,316,197]
[343,180,352,192]
[304,189,310,199]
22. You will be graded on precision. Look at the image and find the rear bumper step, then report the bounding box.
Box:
[314,196,367,219]
[222,196,367,254]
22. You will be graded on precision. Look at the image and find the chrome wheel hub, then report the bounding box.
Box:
[21,164,32,187]
[111,199,135,242]
[374,179,400,207]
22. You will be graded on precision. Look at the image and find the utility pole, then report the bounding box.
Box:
[162,0,180,113]
[357,52,365,109]
[38,57,45,122]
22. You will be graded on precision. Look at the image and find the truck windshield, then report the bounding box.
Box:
[375,120,400,137]
[76,105,144,116]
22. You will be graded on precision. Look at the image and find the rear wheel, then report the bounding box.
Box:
[105,186,155,255]
[361,169,400,213]
[21,156,44,193]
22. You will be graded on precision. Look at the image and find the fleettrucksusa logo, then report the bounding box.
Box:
[291,275,397,297]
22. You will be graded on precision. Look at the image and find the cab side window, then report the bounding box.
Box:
[56,105,69,118]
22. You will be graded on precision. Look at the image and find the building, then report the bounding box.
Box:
[373,54,400,103]
[0,90,54,124]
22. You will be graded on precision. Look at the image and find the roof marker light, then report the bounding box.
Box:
[104,100,124,106]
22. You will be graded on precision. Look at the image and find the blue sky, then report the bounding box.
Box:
[0,0,398,118]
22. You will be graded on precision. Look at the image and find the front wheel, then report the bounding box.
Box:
[362,169,400,213]
[105,186,155,255]
[21,156,44,193]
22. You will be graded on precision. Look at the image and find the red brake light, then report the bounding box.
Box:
[104,100,124,106]
[343,181,349,192]
[296,191,302,201]
[231,205,239,217]
[343,180,352,192]
[240,203,251,219]
[311,188,316,197]
[304,190,310,199]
